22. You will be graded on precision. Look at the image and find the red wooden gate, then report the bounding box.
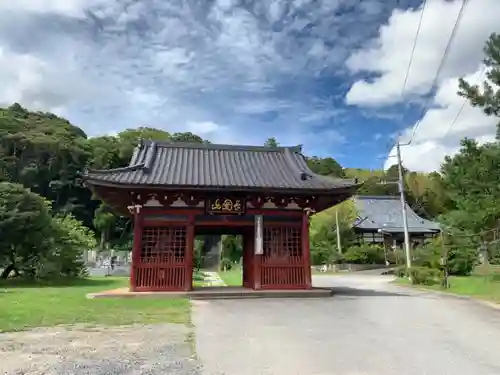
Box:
[260,226,307,289]
[134,226,188,291]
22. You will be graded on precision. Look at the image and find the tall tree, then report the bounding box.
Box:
[440,138,500,233]
[0,182,53,278]
[458,33,500,138]
[115,127,172,162]
[306,156,345,178]
[0,103,92,224]
[170,132,204,143]
[264,137,279,147]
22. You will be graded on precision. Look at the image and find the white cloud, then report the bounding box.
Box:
[344,0,500,171]
[0,0,381,144]
[0,47,100,112]
[385,67,497,172]
[346,0,500,106]
[0,0,102,17]
[0,0,398,166]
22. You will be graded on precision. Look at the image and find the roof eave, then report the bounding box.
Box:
[353,225,440,233]
[83,177,362,195]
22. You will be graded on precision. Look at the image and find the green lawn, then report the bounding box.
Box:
[396,275,500,304]
[218,267,243,286]
[0,277,190,333]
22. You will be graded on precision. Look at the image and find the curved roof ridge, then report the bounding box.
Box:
[142,139,303,153]
[290,151,359,185]
[86,163,145,174]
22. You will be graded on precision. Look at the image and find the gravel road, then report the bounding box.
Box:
[0,324,201,375]
[193,274,500,375]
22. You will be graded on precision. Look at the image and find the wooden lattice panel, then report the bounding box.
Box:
[261,226,306,288]
[134,266,186,291]
[261,266,306,288]
[134,226,187,291]
[140,226,186,264]
[262,227,302,265]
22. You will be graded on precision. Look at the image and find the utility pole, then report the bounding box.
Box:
[396,141,412,275]
[440,230,449,289]
[335,209,342,254]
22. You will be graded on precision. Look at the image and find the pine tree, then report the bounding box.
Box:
[458,33,500,139]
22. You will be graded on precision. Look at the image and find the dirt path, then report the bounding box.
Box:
[0,324,201,375]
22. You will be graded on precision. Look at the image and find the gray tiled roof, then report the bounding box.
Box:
[84,140,359,192]
[353,195,440,233]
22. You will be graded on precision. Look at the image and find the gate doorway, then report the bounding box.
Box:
[193,235,244,288]
[193,226,249,289]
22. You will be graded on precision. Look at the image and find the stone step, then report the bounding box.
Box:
[87,287,334,300]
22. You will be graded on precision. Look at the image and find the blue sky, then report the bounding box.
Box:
[0,0,498,171]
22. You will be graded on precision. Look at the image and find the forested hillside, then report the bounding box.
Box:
[0,101,446,275]
[0,102,448,247]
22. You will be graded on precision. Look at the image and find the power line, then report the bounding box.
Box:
[400,0,428,98]
[406,0,470,145]
[441,66,488,140]
[381,0,469,171]
[442,97,467,140]
[378,0,428,169]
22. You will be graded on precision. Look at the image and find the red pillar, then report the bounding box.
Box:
[130,206,143,292]
[184,215,195,291]
[302,212,312,289]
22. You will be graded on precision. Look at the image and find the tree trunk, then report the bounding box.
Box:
[100,230,106,250]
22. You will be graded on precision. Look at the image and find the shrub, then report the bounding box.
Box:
[415,236,478,276]
[220,257,232,271]
[38,214,96,279]
[395,266,407,278]
[488,244,500,265]
[310,239,342,265]
[343,244,386,264]
[0,184,96,280]
[0,183,53,279]
[408,267,442,286]
[413,241,441,269]
[386,248,405,265]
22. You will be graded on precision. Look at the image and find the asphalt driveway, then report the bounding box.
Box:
[193,274,500,375]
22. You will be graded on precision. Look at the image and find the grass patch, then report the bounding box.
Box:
[474,264,500,276]
[395,275,500,304]
[0,277,190,332]
[218,267,242,286]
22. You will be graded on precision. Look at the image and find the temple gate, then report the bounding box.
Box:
[84,140,359,292]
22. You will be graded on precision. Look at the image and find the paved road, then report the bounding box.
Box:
[193,274,500,375]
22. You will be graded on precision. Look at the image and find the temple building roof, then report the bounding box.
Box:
[84,140,360,194]
[352,195,440,233]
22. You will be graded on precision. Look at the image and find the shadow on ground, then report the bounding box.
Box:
[331,286,412,297]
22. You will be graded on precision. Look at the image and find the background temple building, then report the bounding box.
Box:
[352,195,440,248]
